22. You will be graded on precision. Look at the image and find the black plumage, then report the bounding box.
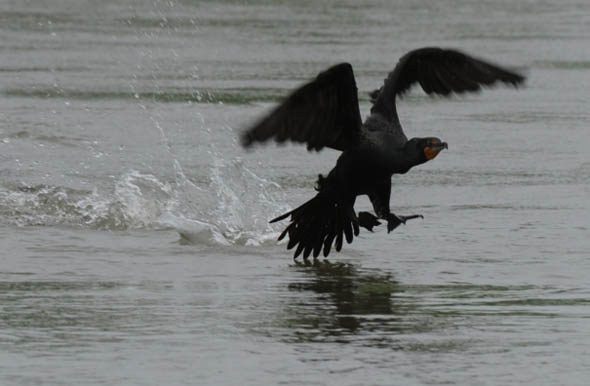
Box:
[241,47,525,261]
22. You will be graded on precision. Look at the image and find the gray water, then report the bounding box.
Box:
[1,0,589,385]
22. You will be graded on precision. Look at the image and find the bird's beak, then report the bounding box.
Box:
[424,142,448,160]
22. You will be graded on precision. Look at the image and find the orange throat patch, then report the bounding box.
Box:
[424,147,440,160]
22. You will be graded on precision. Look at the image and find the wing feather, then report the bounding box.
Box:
[371,47,525,120]
[241,63,362,152]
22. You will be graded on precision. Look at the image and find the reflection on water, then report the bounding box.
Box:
[282,262,421,346]
[275,261,588,354]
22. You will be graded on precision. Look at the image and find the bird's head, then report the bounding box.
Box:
[410,137,448,163]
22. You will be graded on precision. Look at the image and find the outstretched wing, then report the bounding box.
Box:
[241,63,362,152]
[371,47,526,120]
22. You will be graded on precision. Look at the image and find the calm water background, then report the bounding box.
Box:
[1,0,589,385]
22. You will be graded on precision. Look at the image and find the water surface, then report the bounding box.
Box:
[1,1,589,385]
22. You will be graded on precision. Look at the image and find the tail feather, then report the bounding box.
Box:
[271,193,359,259]
[270,205,301,224]
[322,215,338,257]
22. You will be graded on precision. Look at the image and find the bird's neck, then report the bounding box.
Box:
[395,143,427,174]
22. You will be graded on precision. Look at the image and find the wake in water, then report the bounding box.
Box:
[0,156,290,247]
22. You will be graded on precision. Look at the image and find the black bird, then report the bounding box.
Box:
[241,47,524,261]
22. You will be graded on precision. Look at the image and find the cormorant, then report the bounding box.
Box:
[241,47,525,261]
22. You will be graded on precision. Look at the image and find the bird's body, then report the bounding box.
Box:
[241,47,524,261]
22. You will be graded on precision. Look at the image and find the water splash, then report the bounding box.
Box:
[0,157,289,247]
[79,170,174,230]
[160,155,289,246]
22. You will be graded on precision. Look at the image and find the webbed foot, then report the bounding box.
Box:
[386,213,424,233]
[358,211,381,232]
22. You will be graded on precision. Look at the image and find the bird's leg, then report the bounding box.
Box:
[367,179,423,233]
[358,211,381,232]
[358,211,423,232]
[386,213,424,233]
